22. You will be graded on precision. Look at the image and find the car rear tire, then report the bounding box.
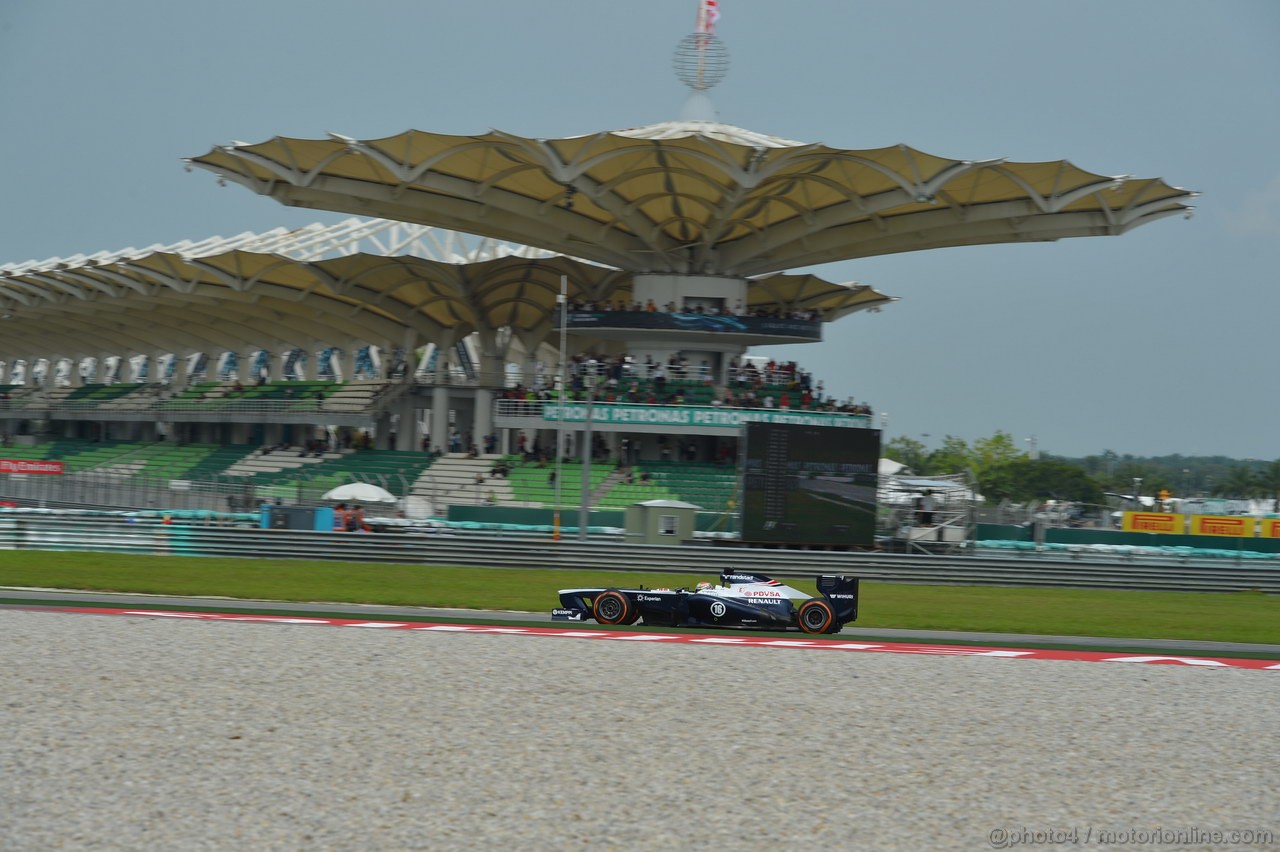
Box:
[592,589,636,625]
[797,599,836,635]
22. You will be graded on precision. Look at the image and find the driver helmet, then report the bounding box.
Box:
[694,581,715,593]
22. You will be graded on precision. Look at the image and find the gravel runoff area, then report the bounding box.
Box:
[2,611,1277,851]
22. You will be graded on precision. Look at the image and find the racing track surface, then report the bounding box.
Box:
[7,588,1280,656]
[3,607,1277,850]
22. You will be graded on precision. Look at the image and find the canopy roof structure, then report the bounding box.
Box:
[0,218,889,362]
[189,119,1197,277]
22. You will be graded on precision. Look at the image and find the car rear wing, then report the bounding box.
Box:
[816,575,859,624]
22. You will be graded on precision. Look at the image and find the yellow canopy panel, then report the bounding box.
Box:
[189,120,1196,278]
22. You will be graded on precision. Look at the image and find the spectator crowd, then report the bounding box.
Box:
[565,299,823,321]
[500,351,872,416]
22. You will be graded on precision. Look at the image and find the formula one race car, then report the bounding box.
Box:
[551,571,859,634]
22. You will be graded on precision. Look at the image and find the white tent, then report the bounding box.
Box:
[321,482,398,503]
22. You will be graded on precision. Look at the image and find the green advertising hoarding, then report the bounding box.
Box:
[541,403,869,429]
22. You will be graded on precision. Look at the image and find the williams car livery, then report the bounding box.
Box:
[552,571,859,634]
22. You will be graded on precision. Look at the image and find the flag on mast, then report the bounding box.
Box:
[696,0,720,35]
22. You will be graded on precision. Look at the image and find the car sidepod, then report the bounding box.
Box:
[625,590,684,626]
[686,592,795,629]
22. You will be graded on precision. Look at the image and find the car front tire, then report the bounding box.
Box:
[592,589,637,625]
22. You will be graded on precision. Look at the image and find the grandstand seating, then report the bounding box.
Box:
[502,455,616,508]
[1,363,762,518]
[0,385,44,410]
[8,438,142,473]
[152,380,394,414]
[0,438,94,462]
[319,381,394,412]
[0,438,263,479]
[593,475,678,508]
[0,435,438,503]
[178,444,261,480]
[0,434,743,519]
[158,380,338,411]
[242,448,438,502]
[0,384,165,414]
[410,454,513,510]
[59,384,151,408]
[158,381,219,409]
[551,375,846,412]
[223,447,346,478]
[404,453,726,512]
[31,387,78,409]
[92,385,166,411]
[110,442,254,480]
[58,441,152,475]
[632,460,738,511]
[0,380,398,417]
[590,377,718,405]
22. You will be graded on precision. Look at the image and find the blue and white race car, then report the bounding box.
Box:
[551,571,859,634]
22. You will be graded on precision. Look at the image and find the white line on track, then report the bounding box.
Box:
[21,605,1280,670]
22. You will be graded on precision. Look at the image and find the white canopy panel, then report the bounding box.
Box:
[0,219,890,364]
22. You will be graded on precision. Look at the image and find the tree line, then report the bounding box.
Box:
[883,432,1280,507]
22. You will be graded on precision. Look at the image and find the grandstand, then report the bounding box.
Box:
[503,457,617,508]
[0,249,954,529]
[235,448,438,503]
[633,461,737,512]
[0,14,1191,535]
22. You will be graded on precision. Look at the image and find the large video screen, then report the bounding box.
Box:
[741,422,881,547]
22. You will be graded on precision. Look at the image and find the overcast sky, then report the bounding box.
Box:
[1,1,1276,459]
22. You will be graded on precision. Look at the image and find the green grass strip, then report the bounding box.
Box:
[0,550,1275,645]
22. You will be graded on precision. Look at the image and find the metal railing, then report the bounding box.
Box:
[0,383,409,418]
[0,466,426,513]
[1,515,1277,594]
[1,472,258,512]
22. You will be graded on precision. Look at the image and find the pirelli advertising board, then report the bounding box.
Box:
[1121,512,1181,533]
[1121,512,1261,537]
[1190,515,1255,537]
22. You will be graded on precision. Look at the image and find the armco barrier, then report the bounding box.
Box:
[1,516,1279,594]
[976,522,1280,556]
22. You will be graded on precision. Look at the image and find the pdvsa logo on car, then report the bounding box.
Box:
[743,589,782,597]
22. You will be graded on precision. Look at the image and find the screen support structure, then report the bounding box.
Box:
[553,276,567,541]
[577,373,596,541]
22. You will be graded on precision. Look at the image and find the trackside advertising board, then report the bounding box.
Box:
[0,459,63,474]
[741,422,880,547]
[1121,512,1180,533]
[542,403,868,429]
[1190,515,1255,537]
[1122,512,1263,537]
